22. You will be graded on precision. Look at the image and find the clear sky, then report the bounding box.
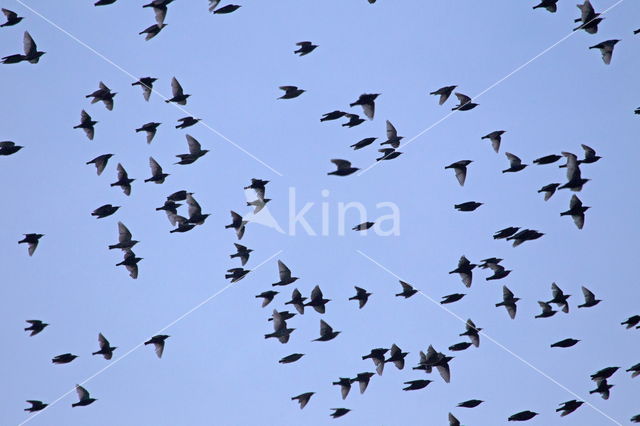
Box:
[2,0,639,425]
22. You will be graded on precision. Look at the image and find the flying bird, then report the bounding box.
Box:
[52,353,78,364]
[550,338,580,348]
[139,23,167,41]
[144,335,169,358]
[449,342,472,351]
[304,285,331,314]
[508,411,538,421]
[19,234,44,256]
[294,41,318,56]
[350,137,376,150]
[538,183,560,201]
[91,204,120,219]
[226,268,250,283]
[351,372,375,394]
[131,77,157,101]
[321,110,347,122]
[485,262,511,281]
[86,153,113,175]
[496,286,519,319]
[440,293,465,304]
[349,286,372,309]
[2,31,45,64]
[535,301,557,318]
[449,413,461,426]
[376,148,402,161]
[589,40,619,65]
[454,201,483,212]
[272,260,299,286]
[185,193,209,225]
[458,399,484,408]
[352,222,375,231]
[255,290,279,307]
[165,77,190,105]
[350,93,379,120]
[212,4,241,14]
[72,385,96,407]
[1,8,23,27]
[579,144,601,164]
[0,141,23,156]
[460,319,481,347]
[362,348,388,376]
[533,154,562,165]
[279,353,304,364]
[175,135,209,165]
[385,344,408,370]
[502,152,528,173]
[578,286,601,308]
[327,159,359,176]
[142,0,173,25]
[626,363,640,378]
[451,92,478,111]
[506,229,544,247]
[430,85,456,105]
[329,408,351,419]
[230,243,253,266]
[291,392,314,409]
[533,0,558,12]
[574,0,603,33]
[481,130,505,153]
[332,377,352,400]
[449,256,476,288]
[136,122,161,144]
[278,86,305,99]
[244,178,270,200]
[560,194,589,229]
[225,211,247,240]
[92,333,117,360]
[556,400,584,417]
[24,400,48,412]
[110,164,135,196]
[175,116,201,129]
[74,110,97,140]
[445,160,472,186]
[621,315,640,329]
[589,379,614,400]
[493,226,519,240]
[285,288,307,315]
[24,319,48,336]
[145,157,169,184]
[403,380,432,391]
[86,82,117,111]
[116,249,142,279]
[395,280,418,298]
[591,366,619,382]
[342,113,365,128]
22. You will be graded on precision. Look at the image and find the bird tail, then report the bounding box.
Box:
[349,102,357,107]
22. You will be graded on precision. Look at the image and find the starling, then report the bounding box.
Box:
[279,353,304,364]
[278,86,305,99]
[1,8,23,27]
[291,392,314,409]
[247,198,271,214]
[414,345,453,383]
[322,110,347,122]
[267,311,295,323]
[591,366,619,381]
[349,286,372,309]
[578,286,601,308]
[342,113,365,127]
[633,414,640,423]
[363,348,388,376]
[272,260,299,286]
[330,408,351,419]
[351,372,375,394]
[145,157,169,184]
[430,85,457,105]
[533,0,558,12]
[165,77,190,104]
[352,222,375,231]
[305,286,330,313]
[139,23,167,41]
[537,183,560,201]
[550,338,580,348]
[0,141,23,156]
[449,413,461,426]
[445,160,472,186]
[479,257,502,268]
[71,385,96,407]
[175,135,209,165]
[328,159,359,176]
[144,335,169,358]
[380,120,403,147]
[294,41,318,56]
[495,286,519,319]
[74,110,97,140]
[395,280,418,298]
[85,81,117,111]
[185,193,209,225]
[95,0,118,5]
[176,116,201,129]
[493,226,519,240]
[460,319,481,347]
[285,288,306,314]
[621,315,640,328]
[213,4,241,14]
[350,93,379,120]
[533,154,562,165]
[256,290,279,307]
[376,148,402,161]
[579,144,601,164]
[131,77,157,102]
[24,319,48,336]
[481,130,505,153]
[108,222,138,250]
[558,151,589,192]
[561,194,590,230]
[449,256,476,288]
[52,353,78,364]
[225,211,247,240]
[86,153,113,175]
[225,268,250,283]
[91,204,120,219]
[136,122,161,144]
[556,400,584,416]
[508,411,538,421]
[458,399,484,408]
[485,263,511,281]
[403,380,432,391]
[548,283,571,313]
[350,137,376,150]
[574,0,603,34]
[230,243,252,266]
[19,234,44,256]
[589,40,619,65]
[506,229,544,247]
[440,293,465,304]
[168,213,195,233]
[385,344,408,370]
[92,333,117,360]
[110,163,135,196]
[449,342,473,351]
[116,249,142,279]
[451,92,478,111]
[142,0,173,25]
[454,201,483,212]
[589,379,613,400]
[2,31,45,64]
[502,152,528,173]
[244,178,270,200]
[626,363,640,378]
[535,301,557,318]
[24,400,47,412]
[332,377,352,400]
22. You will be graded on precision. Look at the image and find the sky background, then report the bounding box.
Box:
[2,0,640,425]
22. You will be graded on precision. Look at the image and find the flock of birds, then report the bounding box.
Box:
[2,0,640,424]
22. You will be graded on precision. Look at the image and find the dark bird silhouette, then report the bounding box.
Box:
[351,372,375,394]
[558,151,589,192]
[143,0,173,25]
[449,413,461,426]
[244,178,270,200]
[362,348,388,376]
[24,319,48,336]
[74,110,97,140]
[460,319,481,347]
[449,342,473,351]
[285,289,306,315]
[225,211,247,240]
[267,311,295,323]
[578,286,601,308]
[91,204,120,219]
[503,152,528,173]
[591,366,619,382]
[19,234,44,256]
[86,82,117,111]
[321,110,347,122]
[560,195,589,230]
[0,141,23,156]
[24,400,47,412]
[535,301,557,318]
[332,378,352,399]
[626,363,640,378]
[176,116,201,129]
[380,120,403,147]
[95,0,118,5]
[247,198,271,214]
[621,315,640,329]
[144,335,169,358]
[131,77,157,101]
[538,183,560,201]
[556,400,584,417]
[351,137,376,150]
[533,154,562,165]
[175,135,209,165]
[168,213,194,233]
[92,333,117,360]
[342,113,365,127]
[441,293,465,304]
[508,411,538,421]
[385,344,408,370]
[349,286,372,309]
[451,92,478,111]
[116,249,142,279]
[305,285,330,314]
[52,353,78,364]
[328,159,359,176]
[109,222,138,250]
[139,23,167,41]
[485,262,511,281]
[533,0,558,12]
[291,392,314,409]
[414,345,452,383]
[157,199,182,219]
[72,385,96,407]
[445,160,472,186]
[449,256,476,288]
[145,157,169,184]
[458,399,484,408]
[589,40,619,65]
[481,130,505,153]
[256,290,279,307]
[430,85,456,105]
[493,226,519,240]
[548,283,570,313]
[86,153,113,175]
[225,268,249,283]
[185,193,209,225]
[265,309,295,343]
[574,0,603,33]
[272,260,299,286]
[278,86,305,99]
[136,122,161,144]
[479,257,502,268]
[165,77,190,104]
[376,148,403,161]
[589,379,613,400]
[350,93,379,120]
[230,243,252,266]
[551,338,580,348]
[279,353,304,364]
[395,280,418,298]
[111,163,134,196]
[2,31,45,64]
[352,222,375,231]
[213,4,241,14]
[506,229,544,247]
[579,144,601,164]
[294,41,318,56]
[632,414,640,423]
[1,9,23,27]
[403,380,432,391]
[330,408,351,419]
[496,286,519,319]
[454,201,483,212]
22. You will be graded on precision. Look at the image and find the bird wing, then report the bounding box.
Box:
[185,134,202,154]
[454,165,467,186]
[581,144,596,159]
[310,285,322,301]
[116,163,128,181]
[362,102,375,120]
[154,5,167,25]
[436,363,451,383]
[186,194,202,218]
[28,241,38,256]
[569,195,582,210]
[296,41,311,47]
[279,85,297,91]
[454,92,471,105]
[458,255,470,268]
[117,221,132,243]
[171,77,184,97]
[98,333,110,350]
[466,319,476,331]
[505,152,522,167]
[573,212,585,230]
[506,302,517,319]
[539,301,552,313]
[149,157,162,176]
[319,319,333,336]
[399,280,413,292]
[75,385,90,401]
[154,341,165,358]
[581,286,595,303]
[449,413,461,426]
[330,159,351,171]
[208,0,221,12]
[385,121,398,140]
[278,260,292,280]
[2,8,16,19]
[80,109,92,123]
[23,31,37,57]
[562,152,580,181]
[503,285,514,300]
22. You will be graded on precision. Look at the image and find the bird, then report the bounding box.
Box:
[145,157,169,184]
[578,286,601,308]
[110,163,135,196]
[440,293,465,304]
[225,211,247,240]
[362,348,388,376]
[556,400,584,417]
[330,408,351,419]
[351,372,375,394]
[350,137,377,150]
[448,413,461,426]
[139,23,167,41]
[579,144,601,164]
[506,229,544,247]
[51,353,78,364]
[244,178,270,200]
[86,153,113,175]
[626,363,640,378]
[454,201,483,212]
[591,366,620,382]
[1,8,23,27]
[267,311,295,323]
[502,152,528,173]
[449,256,476,288]
[589,40,619,65]
[255,290,279,307]
[496,286,519,319]
[589,379,614,399]
[385,344,408,370]
[230,243,253,266]
[72,385,97,407]
[352,222,375,231]
[430,85,457,105]
[548,283,570,313]
[328,159,359,176]
[621,315,640,328]
[131,77,157,101]
[533,0,558,12]
[92,333,117,360]
[278,86,305,99]
[19,234,44,256]
[272,260,299,286]
[342,113,365,127]
[350,93,380,120]
[414,345,453,383]
[225,268,250,283]
[633,414,640,423]
[291,392,314,409]
[24,319,48,336]
[451,92,478,111]
[142,0,173,25]
[165,77,190,104]
[185,193,209,225]
[279,353,304,364]
[168,213,195,233]
[535,301,557,318]
[144,335,169,358]
[445,160,472,186]
[332,378,352,399]
[136,122,161,144]
[574,0,603,33]
[175,135,209,165]
[108,222,138,250]
[86,82,117,111]
[2,31,45,64]
[376,148,403,161]
[494,227,520,240]
[560,195,589,230]
[485,262,511,281]
[460,319,481,347]
[508,411,538,421]
[285,289,306,315]
[24,400,48,412]
[538,183,560,201]
[349,286,372,309]
[116,249,142,279]
[213,4,241,14]
[305,285,331,314]
[458,399,484,408]
[380,120,403,147]
[321,110,347,122]
[551,338,580,348]
[156,199,182,219]
[294,41,318,56]
[74,110,97,140]
[533,154,562,165]
[91,204,120,219]
[176,116,201,129]
[395,280,418,298]
[403,380,432,391]
[479,257,503,268]
[265,310,295,343]
[0,141,23,156]
[449,342,473,351]
[481,130,505,153]
[247,198,271,214]
[558,151,589,192]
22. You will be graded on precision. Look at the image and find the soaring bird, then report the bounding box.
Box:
[556,400,584,417]
[449,256,476,288]
[589,40,619,65]
[272,260,299,286]
[91,204,120,219]
[2,31,45,64]
[86,153,113,175]
[24,319,48,336]
[1,8,23,27]
[502,152,528,173]
[451,92,478,111]
[328,159,359,176]
[145,157,169,184]
[578,286,601,308]
[19,234,44,256]
[92,333,117,360]
[131,77,157,101]
[225,211,247,240]
[481,130,505,153]
[278,86,305,99]
[561,195,589,229]
[496,286,519,319]
[165,77,190,104]
[429,85,456,105]
[0,141,23,156]
[71,385,96,407]
[350,93,379,120]
[291,392,314,409]
[294,41,318,56]
[175,135,209,165]
[349,286,372,309]
[304,285,330,313]
[136,122,161,144]
[144,335,169,358]
[86,82,117,111]
[74,110,97,140]
[395,280,418,298]
[445,160,472,186]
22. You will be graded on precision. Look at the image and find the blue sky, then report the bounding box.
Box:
[2,0,640,425]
